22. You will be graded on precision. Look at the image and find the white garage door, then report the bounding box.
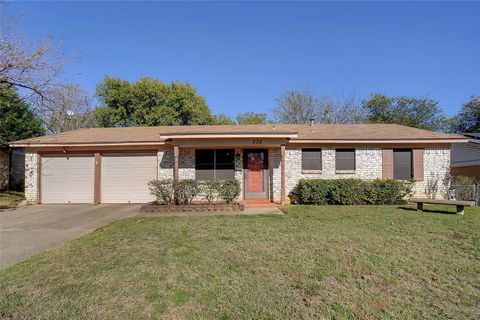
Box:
[41,155,95,204]
[101,153,157,203]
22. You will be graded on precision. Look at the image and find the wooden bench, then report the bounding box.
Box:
[410,198,475,215]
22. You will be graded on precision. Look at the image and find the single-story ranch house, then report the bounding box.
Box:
[9,124,468,205]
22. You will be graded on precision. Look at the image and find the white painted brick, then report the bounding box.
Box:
[24,151,38,203]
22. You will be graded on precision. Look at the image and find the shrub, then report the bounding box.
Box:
[174,180,200,205]
[450,175,477,201]
[329,179,373,205]
[296,179,330,205]
[149,179,241,205]
[296,178,413,205]
[148,179,174,204]
[218,180,241,204]
[371,179,413,205]
[200,180,221,204]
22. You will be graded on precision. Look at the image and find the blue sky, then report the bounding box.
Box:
[7,1,480,117]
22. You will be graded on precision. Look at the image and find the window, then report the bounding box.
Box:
[393,149,412,180]
[195,149,235,180]
[302,149,322,170]
[335,149,355,171]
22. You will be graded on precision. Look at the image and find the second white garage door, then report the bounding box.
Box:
[101,153,157,203]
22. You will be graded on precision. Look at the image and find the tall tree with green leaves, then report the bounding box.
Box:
[362,93,446,131]
[0,87,45,146]
[93,76,215,127]
[213,113,235,125]
[450,96,480,133]
[236,112,267,124]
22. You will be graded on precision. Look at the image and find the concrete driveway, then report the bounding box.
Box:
[0,204,142,268]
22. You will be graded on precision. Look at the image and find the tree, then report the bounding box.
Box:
[214,113,235,125]
[450,96,480,133]
[272,90,364,124]
[362,93,447,131]
[41,84,94,134]
[236,112,267,124]
[0,3,68,107]
[273,90,318,124]
[93,76,215,127]
[0,87,44,146]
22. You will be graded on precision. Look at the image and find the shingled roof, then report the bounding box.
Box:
[10,124,467,146]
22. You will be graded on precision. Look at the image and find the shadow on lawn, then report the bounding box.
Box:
[397,206,456,215]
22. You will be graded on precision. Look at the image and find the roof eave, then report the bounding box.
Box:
[290,139,469,144]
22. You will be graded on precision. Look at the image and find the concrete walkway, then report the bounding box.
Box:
[0,204,282,268]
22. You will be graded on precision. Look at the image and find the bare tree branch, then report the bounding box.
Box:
[272,90,365,124]
[0,2,71,110]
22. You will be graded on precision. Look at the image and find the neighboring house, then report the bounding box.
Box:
[451,133,480,180]
[0,149,9,190]
[0,148,25,191]
[9,124,468,204]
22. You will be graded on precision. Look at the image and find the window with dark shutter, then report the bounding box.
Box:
[335,149,355,171]
[393,149,412,180]
[302,149,322,170]
[195,149,235,180]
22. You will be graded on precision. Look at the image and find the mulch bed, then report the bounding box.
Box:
[140,202,244,213]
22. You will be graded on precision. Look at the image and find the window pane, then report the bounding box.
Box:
[195,149,234,180]
[195,149,214,168]
[196,169,215,180]
[215,169,235,180]
[302,148,322,170]
[216,149,234,165]
[393,149,412,180]
[335,149,355,170]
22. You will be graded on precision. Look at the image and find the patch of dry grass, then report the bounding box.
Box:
[0,192,24,210]
[1,205,479,319]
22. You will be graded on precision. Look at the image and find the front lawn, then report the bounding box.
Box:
[1,205,479,319]
[0,191,24,210]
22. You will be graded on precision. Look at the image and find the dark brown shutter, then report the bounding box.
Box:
[412,148,424,181]
[382,149,393,179]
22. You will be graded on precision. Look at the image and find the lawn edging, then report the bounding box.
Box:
[140,202,244,213]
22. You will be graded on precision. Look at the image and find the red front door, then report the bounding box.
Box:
[244,150,268,199]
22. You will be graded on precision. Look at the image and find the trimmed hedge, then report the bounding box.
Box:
[294,178,413,205]
[148,179,241,205]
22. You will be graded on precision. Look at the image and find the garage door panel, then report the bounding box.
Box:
[101,154,157,203]
[41,155,95,204]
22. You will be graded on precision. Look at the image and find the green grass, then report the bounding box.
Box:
[0,191,24,210]
[1,205,479,319]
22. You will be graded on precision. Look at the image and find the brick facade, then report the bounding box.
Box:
[412,147,451,199]
[23,146,452,204]
[24,151,38,203]
[284,148,383,199]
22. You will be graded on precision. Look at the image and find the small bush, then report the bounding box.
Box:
[329,179,373,205]
[149,179,241,205]
[218,180,241,204]
[371,179,414,205]
[200,180,221,204]
[296,178,413,205]
[174,180,200,205]
[149,179,174,204]
[450,175,478,201]
[297,179,330,205]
